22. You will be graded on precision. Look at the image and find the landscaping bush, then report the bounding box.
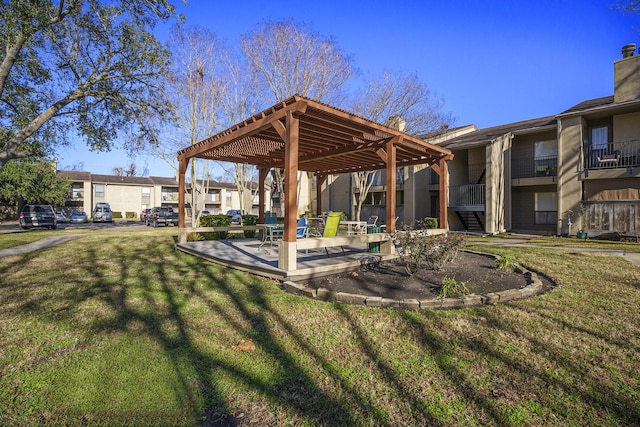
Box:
[391,231,466,274]
[112,211,122,219]
[423,217,438,229]
[242,214,258,238]
[125,211,136,219]
[200,214,231,240]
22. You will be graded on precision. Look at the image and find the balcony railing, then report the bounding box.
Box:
[449,184,485,208]
[66,191,83,200]
[512,155,558,179]
[162,192,179,201]
[584,139,640,170]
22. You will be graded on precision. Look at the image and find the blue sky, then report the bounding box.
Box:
[56,0,639,177]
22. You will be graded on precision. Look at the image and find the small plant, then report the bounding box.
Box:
[439,276,469,298]
[186,232,204,242]
[578,203,586,233]
[496,255,520,272]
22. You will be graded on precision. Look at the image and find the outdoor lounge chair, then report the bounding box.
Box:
[323,211,344,256]
[296,217,308,238]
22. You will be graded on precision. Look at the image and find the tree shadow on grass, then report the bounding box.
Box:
[1,234,639,425]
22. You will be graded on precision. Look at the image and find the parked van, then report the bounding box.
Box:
[93,203,113,223]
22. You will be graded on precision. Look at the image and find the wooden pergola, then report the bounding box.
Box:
[177,95,453,270]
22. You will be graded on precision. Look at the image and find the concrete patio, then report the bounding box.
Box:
[175,237,397,282]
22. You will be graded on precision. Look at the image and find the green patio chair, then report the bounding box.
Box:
[323,211,344,256]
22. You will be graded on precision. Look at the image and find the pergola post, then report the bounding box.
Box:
[177,157,188,243]
[385,138,398,234]
[431,157,451,230]
[315,173,327,217]
[279,109,300,271]
[258,168,269,223]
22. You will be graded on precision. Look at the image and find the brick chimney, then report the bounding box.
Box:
[614,43,640,103]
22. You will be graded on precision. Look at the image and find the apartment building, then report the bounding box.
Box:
[323,44,640,237]
[57,170,266,219]
[428,43,640,236]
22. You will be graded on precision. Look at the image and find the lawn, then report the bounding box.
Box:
[1,227,639,425]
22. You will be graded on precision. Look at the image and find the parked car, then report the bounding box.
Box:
[147,206,178,227]
[226,209,242,224]
[201,210,210,217]
[141,208,151,223]
[19,204,57,229]
[93,205,113,223]
[55,210,67,223]
[69,211,88,223]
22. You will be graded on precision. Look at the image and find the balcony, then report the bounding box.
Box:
[161,192,179,202]
[512,156,557,179]
[584,140,640,171]
[449,184,485,211]
[66,191,83,201]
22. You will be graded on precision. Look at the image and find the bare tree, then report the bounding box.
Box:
[157,25,228,225]
[240,20,356,105]
[616,0,640,13]
[112,163,147,177]
[349,70,455,221]
[240,20,358,212]
[351,70,454,135]
[214,51,264,217]
[0,0,178,171]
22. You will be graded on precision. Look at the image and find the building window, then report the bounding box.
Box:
[95,184,105,198]
[226,192,232,202]
[534,192,557,225]
[534,140,558,175]
[141,187,151,204]
[71,183,83,199]
[591,126,609,150]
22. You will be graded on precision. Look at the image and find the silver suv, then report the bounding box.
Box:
[93,205,113,223]
[19,204,57,229]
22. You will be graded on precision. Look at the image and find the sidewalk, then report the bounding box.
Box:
[0,234,81,258]
[472,234,640,266]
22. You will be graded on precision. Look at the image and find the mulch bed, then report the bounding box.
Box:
[304,251,538,300]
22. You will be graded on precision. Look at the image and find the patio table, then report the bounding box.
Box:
[258,223,283,248]
[340,220,367,235]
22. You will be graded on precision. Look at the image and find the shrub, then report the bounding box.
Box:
[200,214,231,239]
[125,211,136,219]
[439,276,469,298]
[423,217,438,229]
[242,214,258,238]
[391,231,466,275]
[112,211,122,219]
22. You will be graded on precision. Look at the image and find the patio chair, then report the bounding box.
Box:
[323,211,345,256]
[380,216,399,232]
[296,217,308,238]
[296,216,310,253]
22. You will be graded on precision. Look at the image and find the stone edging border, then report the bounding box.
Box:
[279,250,544,310]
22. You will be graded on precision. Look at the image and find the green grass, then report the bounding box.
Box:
[1,228,639,425]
